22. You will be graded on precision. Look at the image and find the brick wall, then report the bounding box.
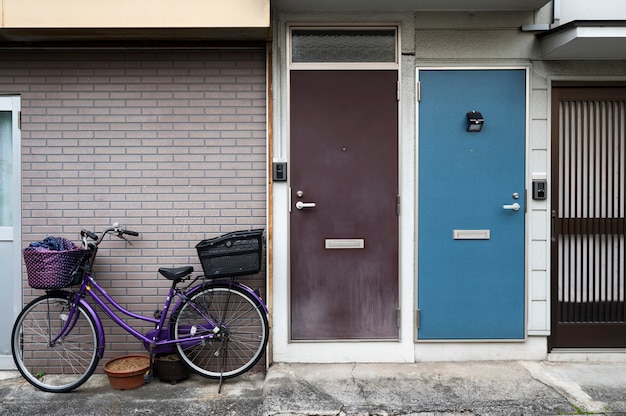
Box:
[0,49,267,365]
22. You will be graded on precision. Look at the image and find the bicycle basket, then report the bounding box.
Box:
[196,229,263,277]
[23,238,90,290]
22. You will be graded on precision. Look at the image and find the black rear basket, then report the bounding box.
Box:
[196,229,264,277]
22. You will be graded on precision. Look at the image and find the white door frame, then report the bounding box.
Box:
[271,23,416,363]
[0,95,21,369]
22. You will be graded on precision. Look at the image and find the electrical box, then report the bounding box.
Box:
[532,180,547,200]
[273,162,287,182]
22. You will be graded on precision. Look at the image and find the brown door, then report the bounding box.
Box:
[550,82,626,349]
[290,70,399,340]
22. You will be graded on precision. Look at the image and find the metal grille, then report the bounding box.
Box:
[556,97,626,324]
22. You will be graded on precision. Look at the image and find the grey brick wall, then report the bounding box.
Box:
[1,49,267,364]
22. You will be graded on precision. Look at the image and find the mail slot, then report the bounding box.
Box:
[453,230,490,240]
[325,239,365,249]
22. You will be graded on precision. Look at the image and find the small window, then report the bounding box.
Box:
[291,29,397,63]
[0,111,12,226]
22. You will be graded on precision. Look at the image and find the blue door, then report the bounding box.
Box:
[418,69,526,339]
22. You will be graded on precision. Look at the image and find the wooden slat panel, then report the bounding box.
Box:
[557,218,626,235]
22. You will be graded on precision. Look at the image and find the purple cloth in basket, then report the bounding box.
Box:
[29,236,76,251]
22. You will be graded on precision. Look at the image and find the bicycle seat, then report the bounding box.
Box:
[158,266,194,281]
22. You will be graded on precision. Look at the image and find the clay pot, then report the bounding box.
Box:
[154,354,189,384]
[103,355,150,390]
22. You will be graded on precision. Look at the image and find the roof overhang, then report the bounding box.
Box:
[538,20,626,60]
[0,28,271,48]
[272,0,551,12]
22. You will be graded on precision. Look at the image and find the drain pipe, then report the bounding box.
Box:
[522,0,560,31]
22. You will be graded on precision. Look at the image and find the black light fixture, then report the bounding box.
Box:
[466,110,484,132]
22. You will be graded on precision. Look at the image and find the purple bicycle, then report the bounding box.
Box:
[11,225,268,393]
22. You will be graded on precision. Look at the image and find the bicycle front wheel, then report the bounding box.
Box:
[171,284,268,379]
[12,293,100,393]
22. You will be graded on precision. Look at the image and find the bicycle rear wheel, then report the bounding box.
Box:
[171,284,268,379]
[12,293,100,393]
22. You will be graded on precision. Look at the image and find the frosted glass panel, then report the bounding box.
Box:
[0,112,12,226]
[291,29,396,63]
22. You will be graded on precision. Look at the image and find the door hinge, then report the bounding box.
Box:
[416,81,421,102]
[18,111,22,129]
[397,308,401,328]
[416,309,421,329]
[396,195,401,216]
[397,81,401,101]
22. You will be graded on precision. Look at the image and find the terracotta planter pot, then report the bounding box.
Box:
[103,355,150,390]
[154,354,189,384]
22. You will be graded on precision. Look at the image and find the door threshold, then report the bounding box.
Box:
[549,349,626,363]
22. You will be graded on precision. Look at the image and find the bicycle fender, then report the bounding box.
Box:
[229,281,269,314]
[48,290,106,359]
[176,281,268,314]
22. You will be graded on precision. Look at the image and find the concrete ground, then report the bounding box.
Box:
[1,360,626,415]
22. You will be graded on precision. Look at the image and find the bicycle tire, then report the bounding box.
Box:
[11,293,100,393]
[171,283,269,379]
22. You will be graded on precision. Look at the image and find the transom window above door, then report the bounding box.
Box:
[289,27,399,69]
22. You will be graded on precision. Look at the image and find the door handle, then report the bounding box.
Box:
[502,203,521,211]
[295,201,316,210]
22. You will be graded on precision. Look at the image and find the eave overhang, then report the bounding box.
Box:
[538,20,626,60]
[0,28,271,48]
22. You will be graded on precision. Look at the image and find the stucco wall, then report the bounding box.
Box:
[414,12,538,60]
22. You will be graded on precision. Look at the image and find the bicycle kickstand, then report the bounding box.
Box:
[218,340,229,394]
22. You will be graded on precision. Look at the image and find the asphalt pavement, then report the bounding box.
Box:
[1,360,626,415]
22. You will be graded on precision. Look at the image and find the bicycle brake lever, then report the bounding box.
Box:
[119,233,132,245]
[112,223,132,245]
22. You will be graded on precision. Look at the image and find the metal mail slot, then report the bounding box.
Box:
[453,230,490,240]
[325,239,365,249]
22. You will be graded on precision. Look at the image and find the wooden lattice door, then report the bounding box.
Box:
[550,82,626,349]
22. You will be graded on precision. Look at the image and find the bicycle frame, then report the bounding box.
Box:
[53,272,268,359]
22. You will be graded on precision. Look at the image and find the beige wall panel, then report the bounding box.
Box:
[2,0,269,28]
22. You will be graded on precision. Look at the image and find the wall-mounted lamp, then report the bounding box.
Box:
[466,111,484,132]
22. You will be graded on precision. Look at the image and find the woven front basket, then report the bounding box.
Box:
[23,241,89,290]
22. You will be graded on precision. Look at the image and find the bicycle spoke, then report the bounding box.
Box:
[172,285,268,379]
[12,295,100,393]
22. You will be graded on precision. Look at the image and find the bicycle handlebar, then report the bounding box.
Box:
[81,223,140,247]
[82,230,98,240]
